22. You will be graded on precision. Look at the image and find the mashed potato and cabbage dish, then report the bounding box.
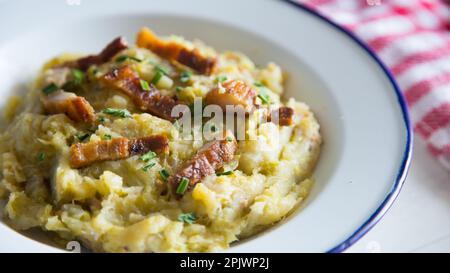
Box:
[0,28,321,252]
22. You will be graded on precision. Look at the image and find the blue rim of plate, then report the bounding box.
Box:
[280,0,413,253]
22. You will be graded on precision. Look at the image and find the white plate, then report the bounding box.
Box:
[0,0,412,253]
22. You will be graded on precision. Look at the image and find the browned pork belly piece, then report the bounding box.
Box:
[205,80,257,112]
[65,37,128,71]
[136,27,216,75]
[69,135,169,168]
[41,90,95,123]
[101,66,181,121]
[269,106,295,126]
[169,131,237,196]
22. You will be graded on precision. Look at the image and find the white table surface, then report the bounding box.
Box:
[346,138,450,253]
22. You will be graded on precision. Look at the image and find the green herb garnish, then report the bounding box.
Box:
[178,212,196,224]
[216,170,233,176]
[151,70,164,85]
[115,55,142,63]
[257,93,270,105]
[140,79,151,91]
[141,162,156,172]
[37,152,46,162]
[155,65,170,76]
[42,83,58,95]
[254,81,264,87]
[179,71,192,83]
[72,69,85,85]
[102,134,112,140]
[140,151,157,162]
[98,116,106,123]
[175,86,183,92]
[176,177,189,194]
[216,75,228,83]
[102,108,131,118]
[159,169,170,182]
[76,133,90,142]
[226,136,233,142]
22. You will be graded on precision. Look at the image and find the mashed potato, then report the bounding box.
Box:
[0,30,321,252]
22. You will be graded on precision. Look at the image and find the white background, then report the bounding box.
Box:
[348,138,450,253]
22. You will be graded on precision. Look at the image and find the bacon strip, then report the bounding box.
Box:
[41,90,95,123]
[136,27,216,75]
[101,66,180,121]
[65,37,128,71]
[69,135,169,168]
[205,80,257,112]
[269,106,295,126]
[168,131,237,196]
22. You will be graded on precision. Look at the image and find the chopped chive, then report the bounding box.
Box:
[257,93,270,105]
[102,134,112,140]
[141,162,156,172]
[115,55,142,63]
[179,71,192,83]
[155,65,170,76]
[37,152,46,162]
[216,170,233,176]
[102,108,131,118]
[98,116,106,123]
[76,133,90,142]
[226,136,233,142]
[139,79,151,91]
[254,81,264,87]
[140,151,156,162]
[175,86,183,92]
[151,70,164,85]
[72,69,85,85]
[42,83,58,95]
[216,75,228,83]
[176,177,189,194]
[159,169,170,182]
[178,212,196,224]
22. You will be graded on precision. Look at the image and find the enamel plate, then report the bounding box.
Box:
[0,0,412,252]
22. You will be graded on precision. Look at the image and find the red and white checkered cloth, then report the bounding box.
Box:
[298,0,450,170]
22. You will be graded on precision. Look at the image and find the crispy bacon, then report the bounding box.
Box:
[205,80,257,112]
[168,131,237,196]
[69,135,169,168]
[41,90,95,123]
[136,27,216,75]
[101,66,180,121]
[269,106,295,126]
[65,37,128,71]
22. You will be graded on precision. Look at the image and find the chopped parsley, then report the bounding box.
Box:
[159,169,170,182]
[151,70,164,85]
[102,108,131,118]
[176,177,189,194]
[141,162,156,172]
[115,55,142,63]
[179,71,192,83]
[140,151,157,162]
[139,79,151,91]
[37,152,46,162]
[216,170,233,176]
[76,133,90,142]
[102,134,112,140]
[178,212,196,224]
[42,83,58,95]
